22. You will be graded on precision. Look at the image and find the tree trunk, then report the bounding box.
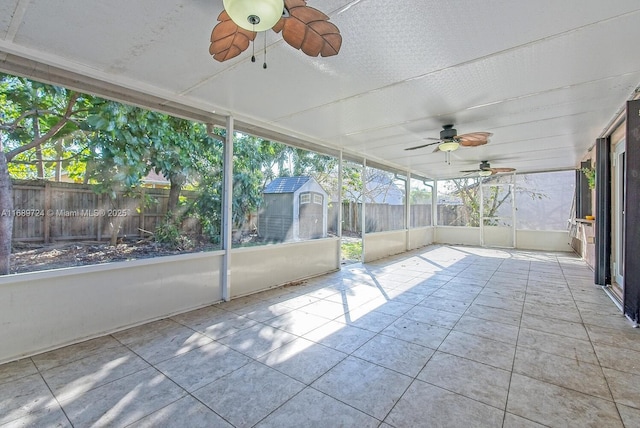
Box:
[33,114,45,179]
[167,173,186,221]
[0,152,14,275]
[55,140,63,182]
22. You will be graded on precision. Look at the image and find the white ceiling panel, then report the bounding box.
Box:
[1,0,640,179]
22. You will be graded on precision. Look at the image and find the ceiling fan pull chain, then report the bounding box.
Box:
[263,32,268,69]
[251,23,256,63]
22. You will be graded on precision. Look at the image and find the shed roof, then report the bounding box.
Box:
[263,177,311,194]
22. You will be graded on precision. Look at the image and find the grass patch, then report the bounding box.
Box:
[341,240,362,261]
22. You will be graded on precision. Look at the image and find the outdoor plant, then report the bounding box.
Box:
[581,166,596,190]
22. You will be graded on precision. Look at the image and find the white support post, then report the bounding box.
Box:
[221,116,234,301]
[433,180,438,227]
[337,151,343,268]
[361,159,366,261]
[405,172,411,251]
[479,178,485,247]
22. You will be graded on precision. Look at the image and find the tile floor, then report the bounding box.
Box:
[1,245,639,427]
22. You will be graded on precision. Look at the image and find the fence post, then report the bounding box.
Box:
[139,187,145,238]
[44,182,51,243]
[97,193,103,241]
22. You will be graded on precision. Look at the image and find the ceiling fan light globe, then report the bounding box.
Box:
[478,170,493,177]
[438,141,460,152]
[223,0,284,31]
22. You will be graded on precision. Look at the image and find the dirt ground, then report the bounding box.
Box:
[10,234,360,274]
[10,240,217,274]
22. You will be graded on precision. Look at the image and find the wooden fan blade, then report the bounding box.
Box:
[457,132,493,142]
[490,167,516,173]
[405,141,439,151]
[459,169,480,173]
[458,138,488,147]
[209,11,256,62]
[275,0,342,57]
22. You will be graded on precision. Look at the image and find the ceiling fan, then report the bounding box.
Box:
[404,124,492,164]
[209,0,342,65]
[405,124,492,152]
[460,161,516,177]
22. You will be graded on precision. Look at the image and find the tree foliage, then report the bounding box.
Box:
[0,73,348,272]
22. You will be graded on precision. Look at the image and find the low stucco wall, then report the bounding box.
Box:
[435,226,482,246]
[0,237,343,364]
[0,252,223,364]
[516,230,571,252]
[408,227,435,250]
[230,237,340,298]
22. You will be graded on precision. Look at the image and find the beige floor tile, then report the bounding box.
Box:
[254,387,379,428]
[0,374,58,425]
[61,367,186,428]
[517,327,599,364]
[453,315,520,344]
[1,405,72,428]
[155,341,250,392]
[402,306,461,329]
[586,324,640,352]
[352,334,435,377]
[0,358,38,385]
[513,348,612,400]
[40,345,150,402]
[617,403,640,428]
[217,323,298,359]
[418,296,471,314]
[119,325,213,365]
[264,309,331,336]
[438,331,516,370]
[358,298,414,317]
[593,343,640,376]
[418,352,511,409]
[381,316,451,349]
[334,307,399,333]
[522,301,582,323]
[128,396,232,428]
[466,303,522,326]
[502,412,547,427]
[520,312,589,340]
[385,380,504,428]
[258,337,347,384]
[506,374,623,427]
[302,320,376,354]
[31,336,122,372]
[193,361,304,428]
[311,356,412,420]
[603,368,640,409]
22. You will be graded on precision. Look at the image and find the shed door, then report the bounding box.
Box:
[299,192,323,239]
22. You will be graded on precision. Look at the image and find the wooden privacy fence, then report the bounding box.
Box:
[328,202,437,233]
[10,180,199,243]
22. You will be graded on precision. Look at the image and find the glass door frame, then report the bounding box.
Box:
[614,139,626,289]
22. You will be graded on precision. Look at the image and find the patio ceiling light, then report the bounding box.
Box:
[223,0,284,32]
[438,140,460,152]
[478,169,493,177]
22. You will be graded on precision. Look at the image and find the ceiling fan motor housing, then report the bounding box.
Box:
[440,124,457,141]
[479,161,491,170]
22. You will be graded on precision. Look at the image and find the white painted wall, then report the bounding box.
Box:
[434,227,571,252]
[230,238,340,298]
[516,230,571,252]
[363,230,407,262]
[0,237,343,364]
[408,227,434,250]
[0,252,223,364]
[435,227,482,246]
